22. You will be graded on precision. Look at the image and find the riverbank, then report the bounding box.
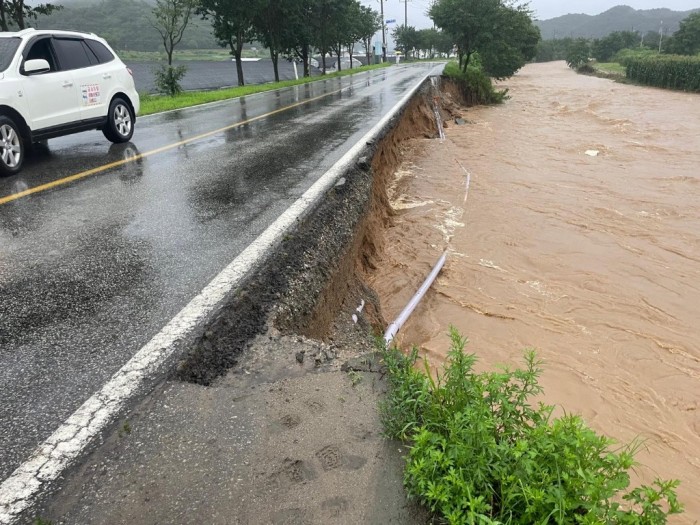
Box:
[371,61,699,522]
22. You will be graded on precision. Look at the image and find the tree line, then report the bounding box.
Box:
[428,0,540,79]
[151,0,384,90]
[3,0,542,96]
[391,26,454,60]
[535,11,700,65]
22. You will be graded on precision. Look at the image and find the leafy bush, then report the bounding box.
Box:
[443,62,507,105]
[625,55,700,92]
[153,64,188,96]
[380,328,683,524]
[566,38,591,70]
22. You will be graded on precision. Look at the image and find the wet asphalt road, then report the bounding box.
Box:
[0,64,439,481]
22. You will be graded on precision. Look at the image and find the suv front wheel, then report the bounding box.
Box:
[103,97,134,143]
[0,116,24,176]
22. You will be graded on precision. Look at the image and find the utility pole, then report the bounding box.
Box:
[398,0,411,28]
[658,20,663,52]
[380,0,387,62]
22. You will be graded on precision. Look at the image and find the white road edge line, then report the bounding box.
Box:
[0,63,443,524]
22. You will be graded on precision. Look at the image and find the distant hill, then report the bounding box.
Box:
[536,5,699,40]
[33,0,219,51]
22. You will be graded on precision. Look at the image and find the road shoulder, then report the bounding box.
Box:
[41,333,429,524]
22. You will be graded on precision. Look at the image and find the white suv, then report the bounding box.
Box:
[0,28,140,175]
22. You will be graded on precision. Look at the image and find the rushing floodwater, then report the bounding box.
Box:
[371,61,700,520]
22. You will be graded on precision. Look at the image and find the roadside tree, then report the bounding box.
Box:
[151,0,196,95]
[197,0,256,86]
[433,29,454,57]
[329,0,353,71]
[151,0,196,66]
[417,28,441,58]
[311,0,345,73]
[278,0,315,77]
[252,0,291,82]
[429,0,501,71]
[359,5,382,66]
[392,25,420,59]
[0,0,61,30]
[339,0,366,70]
[430,0,538,77]
[478,4,539,78]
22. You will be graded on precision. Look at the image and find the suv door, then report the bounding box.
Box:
[19,36,81,131]
[52,37,111,122]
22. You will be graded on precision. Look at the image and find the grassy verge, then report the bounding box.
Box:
[380,328,683,524]
[139,62,391,116]
[594,62,626,75]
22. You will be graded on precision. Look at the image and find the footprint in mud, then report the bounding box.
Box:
[316,445,342,471]
[270,458,317,488]
[271,508,309,525]
[305,399,326,413]
[321,496,349,518]
[315,445,367,472]
[280,414,302,429]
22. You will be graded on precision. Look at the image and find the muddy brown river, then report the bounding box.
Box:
[370,61,700,520]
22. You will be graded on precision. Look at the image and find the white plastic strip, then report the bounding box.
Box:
[430,76,445,141]
[455,159,471,203]
[384,251,448,345]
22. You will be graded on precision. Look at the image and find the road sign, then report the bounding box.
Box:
[386,18,396,23]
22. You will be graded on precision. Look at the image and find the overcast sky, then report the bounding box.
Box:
[361,0,698,31]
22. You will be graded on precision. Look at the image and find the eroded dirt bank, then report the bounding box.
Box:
[370,61,700,521]
[36,84,442,524]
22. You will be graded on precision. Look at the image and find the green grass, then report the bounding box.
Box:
[594,62,627,75]
[139,62,391,116]
[380,327,683,524]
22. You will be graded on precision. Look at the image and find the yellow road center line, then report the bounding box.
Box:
[0,81,362,207]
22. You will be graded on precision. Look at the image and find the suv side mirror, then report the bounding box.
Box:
[23,59,51,75]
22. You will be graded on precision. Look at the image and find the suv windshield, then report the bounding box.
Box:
[0,37,21,72]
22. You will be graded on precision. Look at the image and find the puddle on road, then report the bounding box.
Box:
[370,61,700,520]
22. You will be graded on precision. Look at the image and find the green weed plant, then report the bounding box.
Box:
[443,62,507,105]
[380,327,683,524]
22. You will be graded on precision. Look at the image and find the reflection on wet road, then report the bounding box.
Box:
[0,64,439,481]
